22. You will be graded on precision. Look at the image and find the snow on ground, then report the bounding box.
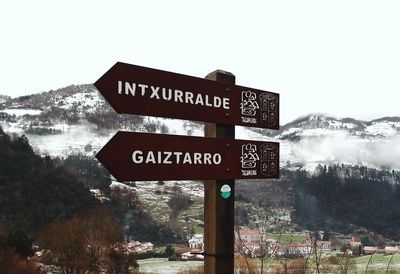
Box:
[328,119,357,129]
[278,127,301,138]
[300,128,348,137]
[111,179,204,223]
[0,121,72,141]
[58,92,103,110]
[1,108,42,116]
[45,89,104,113]
[278,127,350,139]
[52,123,71,132]
[365,121,400,137]
[25,122,113,157]
[138,258,203,274]
[144,117,283,140]
[145,117,204,136]
[134,180,204,199]
[111,181,136,191]
[236,126,275,141]
[0,120,25,134]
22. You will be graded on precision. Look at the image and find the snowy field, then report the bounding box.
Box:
[137,258,203,274]
[25,122,113,157]
[1,108,43,116]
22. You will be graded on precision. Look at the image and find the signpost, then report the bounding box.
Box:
[94,62,280,274]
[94,62,279,129]
[96,131,279,182]
[203,70,236,273]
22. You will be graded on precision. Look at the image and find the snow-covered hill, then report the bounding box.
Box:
[1,85,399,171]
[1,84,399,233]
[257,114,400,171]
[269,114,400,140]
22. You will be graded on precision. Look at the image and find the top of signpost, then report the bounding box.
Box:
[95,62,279,129]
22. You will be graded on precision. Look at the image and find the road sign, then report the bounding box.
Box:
[96,131,279,181]
[94,62,279,129]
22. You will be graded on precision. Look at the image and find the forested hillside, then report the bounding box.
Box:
[0,127,97,235]
[236,165,400,240]
[291,165,400,239]
[0,126,177,246]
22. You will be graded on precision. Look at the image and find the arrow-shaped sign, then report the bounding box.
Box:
[94,62,279,129]
[96,132,279,181]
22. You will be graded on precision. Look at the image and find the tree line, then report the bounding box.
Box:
[292,164,400,239]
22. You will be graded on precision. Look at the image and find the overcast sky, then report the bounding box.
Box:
[1,0,399,124]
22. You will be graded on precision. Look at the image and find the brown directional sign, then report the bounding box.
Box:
[96,132,279,181]
[94,62,279,129]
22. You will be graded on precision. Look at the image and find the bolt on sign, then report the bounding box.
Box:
[95,62,279,129]
[96,132,279,182]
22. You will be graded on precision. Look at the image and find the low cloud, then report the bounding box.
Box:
[283,134,400,170]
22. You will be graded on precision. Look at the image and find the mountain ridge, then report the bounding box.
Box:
[1,84,399,171]
[1,84,399,137]
[265,113,400,140]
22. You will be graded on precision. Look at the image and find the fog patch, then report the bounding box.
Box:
[284,133,400,170]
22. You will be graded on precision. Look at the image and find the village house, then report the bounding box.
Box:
[113,241,154,254]
[188,233,204,250]
[316,241,332,252]
[303,236,332,252]
[234,229,264,257]
[363,246,378,254]
[384,246,398,254]
[349,236,362,247]
[237,235,284,258]
[179,234,205,261]
[287,240,331,256]
[287,243,312,255]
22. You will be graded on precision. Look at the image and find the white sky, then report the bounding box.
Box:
[0,0,399,124]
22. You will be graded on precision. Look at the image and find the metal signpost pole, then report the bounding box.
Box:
[204,70,235,274]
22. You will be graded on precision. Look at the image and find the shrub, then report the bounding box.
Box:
[0,248,45,274]
[274,259,307,274]
[168,194,193,218]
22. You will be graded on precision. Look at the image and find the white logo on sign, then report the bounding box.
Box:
[221,184,231,193]
[240,91,259,116]
[240,144,260,169]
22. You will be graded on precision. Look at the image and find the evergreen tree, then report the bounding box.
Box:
[0,126,97,236]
